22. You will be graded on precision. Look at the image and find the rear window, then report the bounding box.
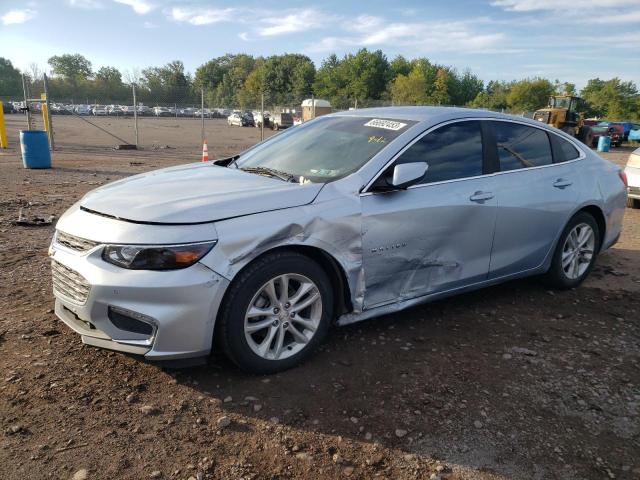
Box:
[493,122,552,171]
[558,137,580,161]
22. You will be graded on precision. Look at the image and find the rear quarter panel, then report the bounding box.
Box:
[577,152,626,250]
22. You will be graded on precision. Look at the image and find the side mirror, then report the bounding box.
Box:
[391,162,428,189]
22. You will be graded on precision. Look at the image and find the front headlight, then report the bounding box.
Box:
[102,241,217,270]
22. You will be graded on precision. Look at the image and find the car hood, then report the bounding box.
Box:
[80,163,324,224]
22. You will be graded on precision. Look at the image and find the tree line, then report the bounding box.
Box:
[1,51,639,120]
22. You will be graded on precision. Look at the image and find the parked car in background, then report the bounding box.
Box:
[119,106,135,116]
[242,111,255,127]
[611,122,636,141]
[136,105,153,116]
[593,122,624,147]
[74,105,91,115]
[227,112,245,126]
[625,147,640,208]
[50,107,626,373]
[154,106,173,117]
[271,112,293,130]
[92,105,108,116]
[253,112,270,128]
[107,105,123,116]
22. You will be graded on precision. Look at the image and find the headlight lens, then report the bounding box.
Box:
[102,241,216,270]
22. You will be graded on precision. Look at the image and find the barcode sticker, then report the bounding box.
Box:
[364,119,407,131]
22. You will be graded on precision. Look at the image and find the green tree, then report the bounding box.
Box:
[469,80,512,110]
[141,60,192,104]
[94,66,126,100]
[0,57,22,97]
[430,68,451,105]
[390,55,411,78]
[47,54,92,87]
[581,77,639,120]
[506,78,554,112]
[389,69,429,104]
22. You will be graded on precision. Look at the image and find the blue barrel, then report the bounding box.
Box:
[597,135,611,152]
[20,130,51,169]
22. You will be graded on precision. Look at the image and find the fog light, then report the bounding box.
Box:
[108,306,155,336]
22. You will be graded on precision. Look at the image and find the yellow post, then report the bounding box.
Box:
[40,93,50,144]
[0,104,7,149]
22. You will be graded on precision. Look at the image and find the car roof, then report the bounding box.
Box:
[329,106,564,133]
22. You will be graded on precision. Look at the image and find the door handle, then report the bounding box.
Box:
[553,179,572,189]
[469,191,494,203]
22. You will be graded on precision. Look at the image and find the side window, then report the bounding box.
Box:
[493,122,552,171]
[557,137,580,161]
[396,121,483,184]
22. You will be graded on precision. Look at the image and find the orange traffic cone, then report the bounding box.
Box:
[201,140,209,162]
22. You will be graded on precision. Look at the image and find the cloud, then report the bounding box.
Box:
[238,32,250,41]
[258,9,335,36]
[308,16,505,54]
[114,0,155,14]
[490,0,638,11]
[169,6,236,25]
[143,20,157,28]
[67,0,103,9]
[1,8,36,25]
[491,0,640,25]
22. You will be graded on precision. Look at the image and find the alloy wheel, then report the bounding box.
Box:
[244,273,322,361]
[561,223,595,280]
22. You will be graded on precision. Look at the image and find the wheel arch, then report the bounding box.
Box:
[577,204,606,252]
[214,245,353,337]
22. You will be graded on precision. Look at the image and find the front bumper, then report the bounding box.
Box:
[50,243,229,361]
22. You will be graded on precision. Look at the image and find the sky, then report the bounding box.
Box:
[1,0,639,89]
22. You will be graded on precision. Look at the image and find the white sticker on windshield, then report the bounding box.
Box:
[364,119,407,131]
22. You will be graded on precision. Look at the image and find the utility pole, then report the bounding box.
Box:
[260,93,264,142]
[200,89,205,146]
[21,74,33,130]
[312,94,315,119]
[132,83,139,148]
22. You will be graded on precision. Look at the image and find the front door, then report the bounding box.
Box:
[360,120,497,309]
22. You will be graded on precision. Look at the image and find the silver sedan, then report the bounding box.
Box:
[50,107,627,373]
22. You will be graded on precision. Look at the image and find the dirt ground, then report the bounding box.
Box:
[1,114,639,480]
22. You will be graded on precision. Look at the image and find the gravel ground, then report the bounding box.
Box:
[1,115,639,480]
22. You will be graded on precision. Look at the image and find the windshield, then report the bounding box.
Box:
[550,96,572,109]
[234,116,415,183]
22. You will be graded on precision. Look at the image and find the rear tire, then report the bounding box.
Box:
[217,251,333,374]
[627,198,640,209]
[543,212,600,289]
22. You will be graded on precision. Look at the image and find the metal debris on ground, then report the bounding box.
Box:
[11,208,55,227]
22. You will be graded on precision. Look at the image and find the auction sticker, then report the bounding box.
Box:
[364,119,407,131]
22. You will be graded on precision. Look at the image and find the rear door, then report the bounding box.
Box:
[361,120,498,308]
[487,121,581,279]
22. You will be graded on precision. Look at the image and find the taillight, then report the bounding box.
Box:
[619,170,628,187]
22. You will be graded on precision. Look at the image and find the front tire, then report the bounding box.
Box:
[217,251,333,374]
[543,212,600,289]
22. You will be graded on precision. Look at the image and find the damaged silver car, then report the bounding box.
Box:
[50,107,627,373]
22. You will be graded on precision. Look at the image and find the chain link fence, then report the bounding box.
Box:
[3,81,535,161]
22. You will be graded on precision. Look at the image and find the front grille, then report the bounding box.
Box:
[51,260,91,304]
[629,186,640,195]
[55,231,100,253]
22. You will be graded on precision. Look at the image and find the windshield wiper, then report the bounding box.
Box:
[240,166,297,183]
